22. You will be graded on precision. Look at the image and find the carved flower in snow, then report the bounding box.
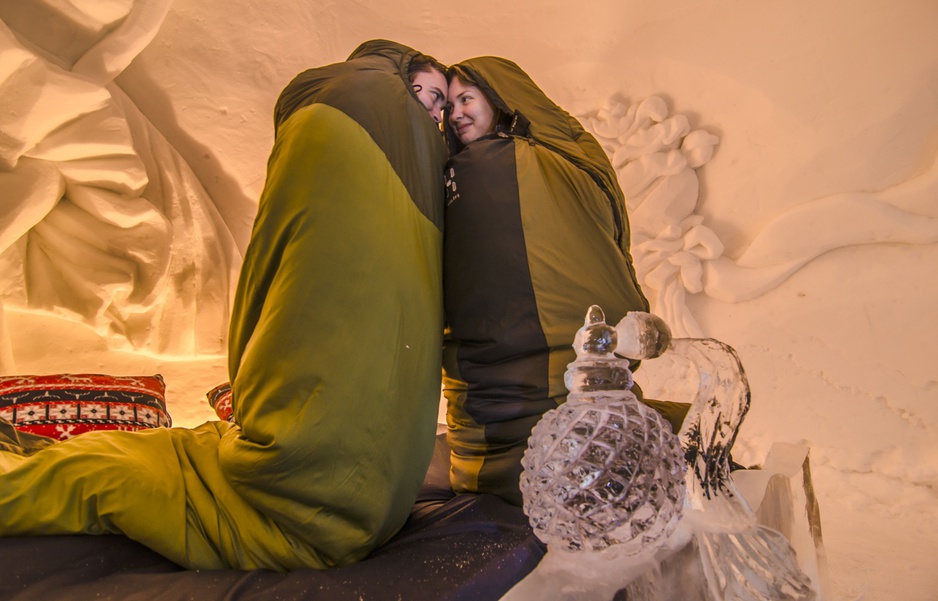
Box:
[584,96,721,337]
[633,217,724,295]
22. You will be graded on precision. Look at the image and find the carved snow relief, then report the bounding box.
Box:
[0,1,239,363]
[585,96,938,338]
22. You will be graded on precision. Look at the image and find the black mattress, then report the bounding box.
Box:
[0,433,545,600]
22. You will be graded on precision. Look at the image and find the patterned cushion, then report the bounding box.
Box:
[207,382,233,422]
[0,374,171,441]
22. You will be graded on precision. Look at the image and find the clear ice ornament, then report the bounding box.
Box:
[519,305,685,556]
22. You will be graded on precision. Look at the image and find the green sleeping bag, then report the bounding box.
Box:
[0,40,447,571]
[442,57,657,506]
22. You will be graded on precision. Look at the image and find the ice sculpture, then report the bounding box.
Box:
[505,306,819,601]
[655,337,817,601]
[519,306,685,556]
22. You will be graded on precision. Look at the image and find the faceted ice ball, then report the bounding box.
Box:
[614,311,672,360]
[520,394,686,555]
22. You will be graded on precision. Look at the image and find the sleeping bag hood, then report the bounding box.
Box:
[275,39,446,229]
[442,56,651,505]
[445,56,631,250]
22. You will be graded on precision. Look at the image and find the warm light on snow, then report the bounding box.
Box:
[1,1,936,599]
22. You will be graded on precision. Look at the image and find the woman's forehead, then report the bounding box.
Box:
[448,78,478,98]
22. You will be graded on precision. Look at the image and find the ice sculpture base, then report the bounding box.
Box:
[733,443,830,599]
[502,442,829,601]
[500,523,695,601]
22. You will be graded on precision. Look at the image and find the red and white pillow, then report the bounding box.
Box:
[206,382,233,422]
[0,374,172,441]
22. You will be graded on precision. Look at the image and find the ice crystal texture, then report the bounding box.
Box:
[520,306,685,555]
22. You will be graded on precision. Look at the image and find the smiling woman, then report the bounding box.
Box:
[445,64,508,148]
[447,76,496,144]
[440,56,663,507]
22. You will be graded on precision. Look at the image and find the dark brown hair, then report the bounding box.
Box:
[407,53,447,83]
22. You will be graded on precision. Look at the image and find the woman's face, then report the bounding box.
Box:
[412,69,448,124]
[447,77,496,145]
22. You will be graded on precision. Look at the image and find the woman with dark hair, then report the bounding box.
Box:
[446,64,511,146]
[441,57,687,506]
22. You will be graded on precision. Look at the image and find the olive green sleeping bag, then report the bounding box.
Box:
[0,40,447,571]
[443,57,677,506]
